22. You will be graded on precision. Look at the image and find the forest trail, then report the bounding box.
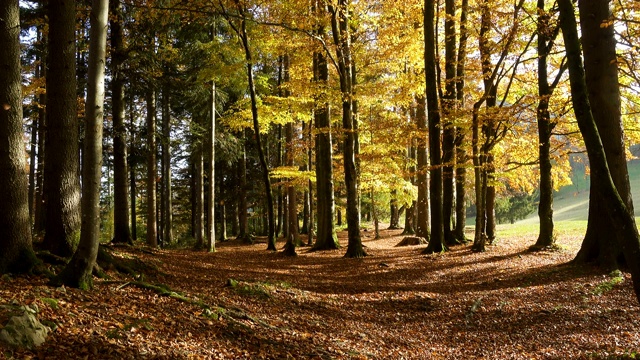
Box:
[2,228,640,359]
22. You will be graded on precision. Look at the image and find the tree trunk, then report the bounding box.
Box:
[558,0,640,304]
[55,0,108,289]
[574,0,634,269]
[43,0,81,257]
[415,96,430,240]
[205,82,215,252]
[34,26,47,235]
[129,98,137,241]
[328,0,365,258]
[110,0,132,245]
[146,89,158,248]
[532,0,556,250]
[236,135,250,242]
[161,88,173,245]
[424,0,445,254]
[312,17,339,250]
[441,0,457,246]
[454,0,469,242]
[0,0,37,274]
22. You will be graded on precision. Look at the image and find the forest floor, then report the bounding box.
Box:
[2,226,640,359]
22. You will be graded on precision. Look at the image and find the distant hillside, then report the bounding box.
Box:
[516,158,640,224]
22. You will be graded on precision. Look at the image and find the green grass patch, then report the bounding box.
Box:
[593,270,624,296]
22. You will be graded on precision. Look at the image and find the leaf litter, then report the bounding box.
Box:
[1,227,640,359]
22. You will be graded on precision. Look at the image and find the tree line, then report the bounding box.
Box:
[1,0,640,302]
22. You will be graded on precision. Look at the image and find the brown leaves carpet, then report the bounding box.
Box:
[2,227,640,359]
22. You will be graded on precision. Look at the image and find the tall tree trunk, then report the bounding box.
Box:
[415,96,430,240]
[161,88,173,245]
[110,0,132,245]
[441,0,457,246]
[56,0,108,289]
[43,0,81,257]
[574,0,634,269]
[129,98,137,241]
[402,117,417,236]
[0,0,37,274]
[558,0,640,304]
[193,121,205,249]
[205,82,215,252]
[312,12,339,250]
[146,89,158,248]
[28,107,38,224]
[328,0,365,258]
[226,6,276,250]
[454,0,469,243]
[282,55,298,256]
[424,0,445,254]
[532,0,557,250]
[276,124,284,237]
[34,27,47,235]
[236,131,250,242]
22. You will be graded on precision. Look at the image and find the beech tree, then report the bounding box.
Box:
[55,0,109,289]
[558,0,640,303]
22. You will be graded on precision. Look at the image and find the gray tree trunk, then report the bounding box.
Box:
[43,0,81,257]
[0,0,37,274]
[146,89,158,248]
[110,0,132,245]
[57,0,108,288]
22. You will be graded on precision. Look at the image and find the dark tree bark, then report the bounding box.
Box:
[532,0,565,250]
[0,0,37,274]
[424,0,445,254]
[236,133,250,242]
[454,0,469,243]
[222,1,276,250]
[328,0,365,258]
[110,0,133,245]
[312,37,339,250]
[161,88,174,246]
[402,117,417,236]
[558,0,640,304]
[146,89,158,248]
[282,55,298,256]
[129,98,137,241]
[441,0,457,246]
[415,96,430,240]
[33,27,47,235]
[43,0,81,257]
[55,0,108,289]
[573,0,634,269]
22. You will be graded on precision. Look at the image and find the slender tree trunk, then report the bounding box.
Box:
[312,17,339,250]
[415,96,430,240]
[441,0,457,246]
[56,0,108,289]
[28,110,38,224]
[43,0,81,257]
[558,0,640,304]
[424,0,445,254]
[402,123,417,236]
[34,27,47,235]
[237,132,250,242]
[328,0,365,258]
[227,8,276,250]
[205,82,215,252]
[453,4,469,239]
[161,88,174,245]
[111,0,132,244]
[146,89,158,248]
[0,0,37,274]
[129,98,137,241]
[574,0,634,269]
[532,0,556,250]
